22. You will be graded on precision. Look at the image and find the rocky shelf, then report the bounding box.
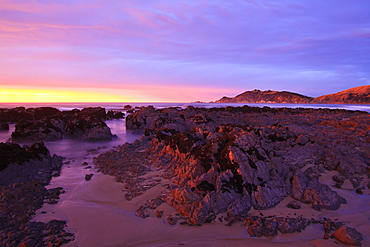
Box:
[0,142,74,246]
[94,105,369,246]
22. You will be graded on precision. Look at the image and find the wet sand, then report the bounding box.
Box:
[33,157,370,247]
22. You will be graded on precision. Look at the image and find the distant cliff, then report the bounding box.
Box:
[215,89,313,104]
[215,86,370,104]
[311,85,370,104]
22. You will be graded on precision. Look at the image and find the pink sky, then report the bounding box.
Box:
[1,0,369,102]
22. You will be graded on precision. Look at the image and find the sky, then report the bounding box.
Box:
[0,0,370,102]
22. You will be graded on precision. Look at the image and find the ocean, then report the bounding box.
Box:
[0,102,370,112]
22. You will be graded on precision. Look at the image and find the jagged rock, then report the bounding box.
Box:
[107,110,125,119]
[286,200,301,209]
[302,181,347,210]
[333,226,363,246]
[95,106,370,226]
[135,206,150,218]
[147,198,163,209]
[227,195,251,217]
[291,170,309,201]
[246,216,311,237]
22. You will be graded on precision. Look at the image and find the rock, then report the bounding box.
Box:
[246,216,311,237]
[333,226,363,246]
[9,107,114,141]
[349,177,361,188]
[85,174,94,181]
[0,122,9,130]
[286,200,301,209]
[135,206,150,218]
[291,170,309,201]
[156,210,164,218]
[302,181,347,210]
[147,198,163,209]
[167,215,180,225]
[95,105,370,226]
[227,195,251,217]
[107,110,125,119]
[0,142,73,246]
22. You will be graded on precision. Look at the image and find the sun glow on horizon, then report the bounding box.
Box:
[0,87,138,103]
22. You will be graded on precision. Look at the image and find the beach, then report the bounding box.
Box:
[1,103,369,246]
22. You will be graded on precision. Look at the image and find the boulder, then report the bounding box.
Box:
[333,226,363,246]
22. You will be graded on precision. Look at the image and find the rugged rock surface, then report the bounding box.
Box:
[312,85,370,104]
[216,89,313,103]
[245,216,311,237]
[0,142,73,246]
[95,105,369,245]
[0,107,119,141]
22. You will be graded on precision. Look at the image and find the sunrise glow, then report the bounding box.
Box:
[0,87,134,103]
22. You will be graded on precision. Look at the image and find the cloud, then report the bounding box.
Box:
[1,0,370,101]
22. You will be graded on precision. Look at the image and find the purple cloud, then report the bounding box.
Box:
[1,0,369,101]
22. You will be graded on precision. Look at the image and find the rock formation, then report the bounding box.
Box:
[0,142,73,246]
[95,105,369,245]
[0,107,122,141]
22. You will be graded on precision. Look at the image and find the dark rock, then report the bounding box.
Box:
[85,174,94,181]
[246,216,311,237]
[349,177,361,188]
[135,206,150,218]
[302,181,347,210]
[0,122,9,130]
[9,107,114,141]
[286,200,301,209]
[0,142,73,246]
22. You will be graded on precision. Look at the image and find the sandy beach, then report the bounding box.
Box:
[33,159,370,247]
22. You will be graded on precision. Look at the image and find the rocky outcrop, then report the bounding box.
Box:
[95,105,368,246]
[0,142,73,246]
[215,89,313,103]
[312,85,370,104]
[246,216,311,237]
[5,107,117,141]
